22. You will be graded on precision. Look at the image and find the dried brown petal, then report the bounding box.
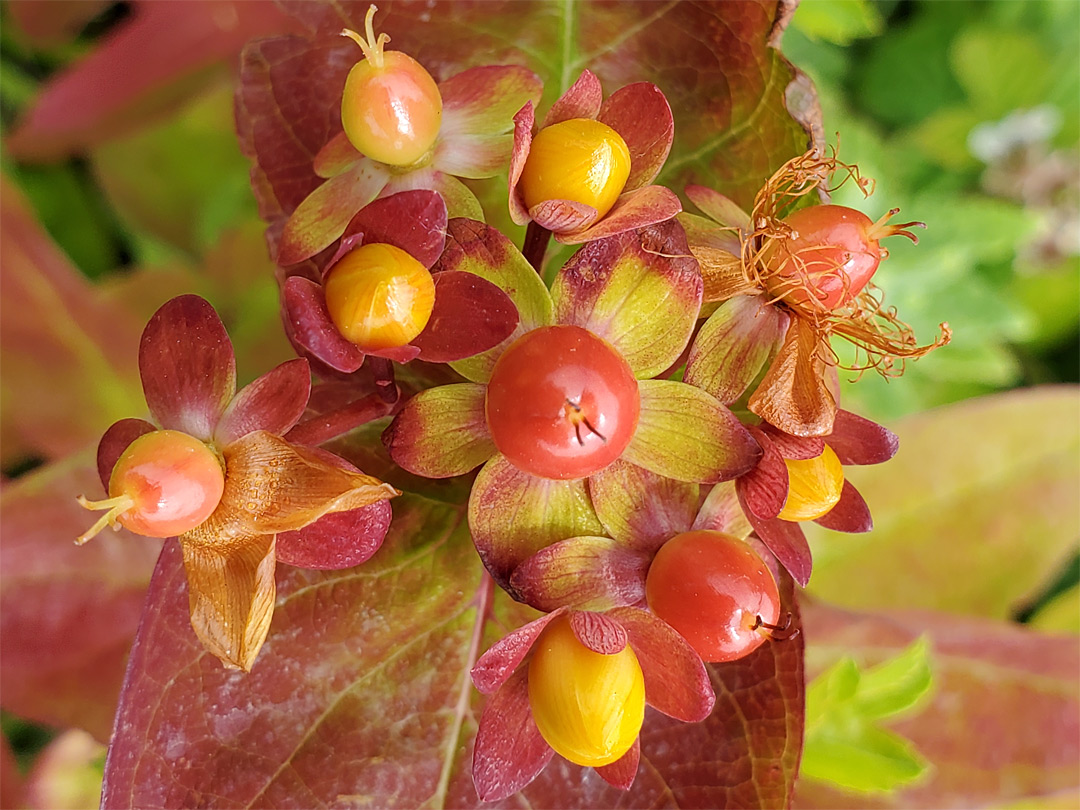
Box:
[749,317,836,437]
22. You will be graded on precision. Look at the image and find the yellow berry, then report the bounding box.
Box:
[324,243,435,350]
[777,445,844,521]
[527,615,645,768]
[519,118,631,220]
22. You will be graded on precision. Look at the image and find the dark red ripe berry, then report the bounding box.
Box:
[485,325,640,480]
[766,205,922,310]
[645,530,781,663]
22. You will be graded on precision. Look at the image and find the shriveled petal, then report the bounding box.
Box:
[691,481,753,539]
[542,69,603,128]
[623,380,761,483]
[685,184,752,231]
[510,537,649,612]
[595,738,639,791]
[749,316,837,437]
[341,189,448,269]
[684,295,789,405]
[278,158,389,266]
[691,245,760,302]
[312,131,361,179]
[554,185,682,245]
[472,609,566,694]
[180,534,275,671]
[814,481,873,533]
[761,425,825,460]
[507,102,534,226]
[412,271,519,363]
[276,499,392,570]
[183,431,398,551]
[438,64,543,138]
[677,211,742,256]
[440,218,554,383]
[738,489,812,587]
[472,668,554,802]
[827,409,899,466]
[552,220,701,379]
[608,606,715,722]
[139,295,235,440]
[529,198,597,233]
[570,610,628,654]
[281,276,365,374]
[597,82,673,190]
[382,384,494,478]
[468,454,605,591]
[96,417,155,491]
[588,459,697,553]
[214,358,310,446]
[434,132,512,179]
[737,427,789,521]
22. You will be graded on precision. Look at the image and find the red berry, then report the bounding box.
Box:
[645,530,781,663]
[765,205,922,310]
[78,430,225,543]
[485,325,640,480]
[340,6,442,166]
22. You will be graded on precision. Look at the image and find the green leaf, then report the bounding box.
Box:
[949,28,1052,117]
[805,387,1080,618]
[1030,584,1080,634]
[801,726,929,794]
[791,0,882,46]
[853,638,934,721]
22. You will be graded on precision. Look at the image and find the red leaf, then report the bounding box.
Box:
[0,454,160,741]
[412,271,520,363]
[275,500,392,570]
[7,1,301,160]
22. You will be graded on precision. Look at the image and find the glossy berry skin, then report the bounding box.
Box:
[109,430,225,538]
[324,242,436,350]
[340,11,442,167]
[767,205,885,310]
[528,615,645,768]
[777,444,844,521]
[486,325,640,480]
[519,118,632,220]
[646,531,781,663]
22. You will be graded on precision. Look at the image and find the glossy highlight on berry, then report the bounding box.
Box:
[324,242,436,350]
[527,615,645,768]
[519,118,631,219]
[777,444,844,521]
[645,530,781,663]
[340,5,443,166]
[485,325,640,480]
[77,429,225,544]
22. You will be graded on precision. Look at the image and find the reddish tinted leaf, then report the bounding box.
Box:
[214,358,311,447]
[543,69,603,127]
[813,481,872,534]
[23,729,107,810]
[825,409,899,466]
[555,185,683,245]
[343,190,448,270]
[795,602,1080,810]
[0,453,161,741]
[6,0,109,47]
[511,538,650,612]
[596,739,640,792]
[739,428,790,521]
[7,1,301,160]
[275,500,393,570]
[596,82,674,190]
[281,276,366,374]
[740,487,813,587]
[412,271,520,363]
[0,179,144,465]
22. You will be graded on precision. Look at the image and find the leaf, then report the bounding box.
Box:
[0,452,161,741]
[0,178,145,466]
[22,729,107,810]
[795,601,1080,809]
[6,0,301,160]
[791,0,882,46]
[804,387,1080,618]
[101,497,804,808]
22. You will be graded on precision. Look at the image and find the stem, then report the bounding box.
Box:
[366,356,399,405]
[522,220,551,275]
[285,393,396,447]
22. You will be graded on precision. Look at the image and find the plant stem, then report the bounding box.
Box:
[366,356,399,405]
[284,393,394,447]
[522,220,551,274]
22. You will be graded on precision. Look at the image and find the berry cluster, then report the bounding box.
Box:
[77,5,950,800]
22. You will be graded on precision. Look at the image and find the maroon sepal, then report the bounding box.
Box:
[542,69,602,127]
[597,82,673,190]
[595,737,640,791]
[341,190,448,269]
[471,609,567,695]
[276,500,392,570]
[570,611,628,655]
[471,668,554,802]
[215,358,310,446]
[814,481,873,533]
[282,276,365,373]
[761,424,825,460]
[827,409,900,466]
[737,427,789,520]
[412,271,519,362]
[739,489,812,587]
[529,199,597,232]
[96,418,156,491]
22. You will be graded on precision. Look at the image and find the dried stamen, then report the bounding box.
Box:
[75,493,135,545]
